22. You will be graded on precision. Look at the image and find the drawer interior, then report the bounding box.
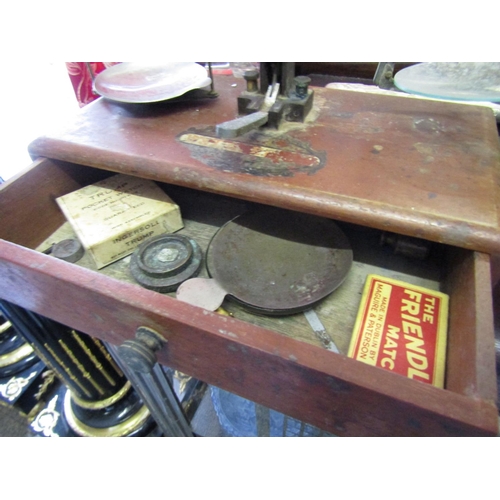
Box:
[0,158,497,434]
[34,183,446,356]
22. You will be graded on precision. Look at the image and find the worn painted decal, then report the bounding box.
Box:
[180,133,321,167]
[177,127,326,177]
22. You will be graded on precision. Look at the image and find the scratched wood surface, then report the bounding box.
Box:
[28,75,500,254]
[36,183,443,355]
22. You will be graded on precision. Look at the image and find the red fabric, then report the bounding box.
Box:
[66,62,119,107]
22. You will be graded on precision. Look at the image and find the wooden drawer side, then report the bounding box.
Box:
[444,247,497,402]
[0,158,111,248]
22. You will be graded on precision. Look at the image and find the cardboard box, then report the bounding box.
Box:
[56,174,183,269]
[348,274,449,388]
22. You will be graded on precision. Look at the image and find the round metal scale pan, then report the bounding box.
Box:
[205,207,353,316]
[93,62,212,104]
[394,62,500,102]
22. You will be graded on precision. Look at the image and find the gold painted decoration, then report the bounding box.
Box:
[69,381,132,410]
[30,394,61,437]
[63,390,150,437]
[0,371,37,401]
[0,343,34,368]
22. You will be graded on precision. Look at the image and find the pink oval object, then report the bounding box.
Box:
[176,278,228,311]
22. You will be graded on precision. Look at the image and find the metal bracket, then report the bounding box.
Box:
[216,63,314,138]
[374,62,395,90]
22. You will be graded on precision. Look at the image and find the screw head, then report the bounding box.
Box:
[294,75,311,86]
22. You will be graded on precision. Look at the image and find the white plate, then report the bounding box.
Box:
[93,62,212,103]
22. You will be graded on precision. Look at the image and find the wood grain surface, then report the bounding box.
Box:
[28,75,500,254]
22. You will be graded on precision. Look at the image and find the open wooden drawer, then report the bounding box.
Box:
[0,157,498,436]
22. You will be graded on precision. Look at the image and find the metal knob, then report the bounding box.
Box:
[244,69,259,93]
[117,327,165,373]
[51,238,84,263]
[294,76,311,98]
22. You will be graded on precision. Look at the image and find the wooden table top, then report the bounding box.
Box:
[29,74,500,254]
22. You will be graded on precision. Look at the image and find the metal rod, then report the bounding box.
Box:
[208,62,214,92]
